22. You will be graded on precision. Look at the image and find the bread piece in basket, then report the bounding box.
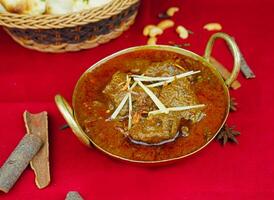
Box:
[0,0,46,15]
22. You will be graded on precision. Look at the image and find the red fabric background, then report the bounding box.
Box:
[0,0,274,199]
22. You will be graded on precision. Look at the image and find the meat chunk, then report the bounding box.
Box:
[129,114,180,144]
[103,71,159,119]
[143,62,183,77]
[103,71,128,116]
[128,64,204,144]
[129,79,204,144]
[132,87,160,118]
[159,79,204,123]
[144,63,204,122]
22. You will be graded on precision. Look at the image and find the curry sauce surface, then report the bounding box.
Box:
[74,50,228,161]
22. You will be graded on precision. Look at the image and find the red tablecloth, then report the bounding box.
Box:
[0,0,273,199]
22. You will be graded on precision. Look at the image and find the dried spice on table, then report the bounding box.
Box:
[187,29,194,34]
[0,134,43,193]
[59,124,70,130]
[230,97,238,112]
[158,12,171,19]
[217,124,240,145]
[168,41,191,47]
[227,38,256,79]
[24,111,50,189]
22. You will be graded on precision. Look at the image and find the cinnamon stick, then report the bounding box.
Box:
[65,191,84,200]
[0,134,43,193]
[210,56,241,90]
[24,111,50,189]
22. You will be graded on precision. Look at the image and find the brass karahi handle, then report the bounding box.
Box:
[55,94,91,147]
[204,32,241,87]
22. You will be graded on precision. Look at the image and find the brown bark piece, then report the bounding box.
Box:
[65,191,84,200]
[0,134,43,193]
[210,56,241,90]
[23,111,50,189]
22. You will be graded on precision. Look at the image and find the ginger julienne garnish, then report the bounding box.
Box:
[148,104,205,116]
[146,70,200,87]
[110,80,137,120]
[127,76,133,130]
[131,70,200,82]
[136,80,168,113]
[109,68,204,130]
[110,93,129,120]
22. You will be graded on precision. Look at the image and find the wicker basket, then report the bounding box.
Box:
[0,0,140,53]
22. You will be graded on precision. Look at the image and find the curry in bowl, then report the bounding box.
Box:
[73,49,228,161]
[56,33,240,163]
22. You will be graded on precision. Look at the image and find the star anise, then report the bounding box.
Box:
[230,97,238,112]
[216,124,240,145]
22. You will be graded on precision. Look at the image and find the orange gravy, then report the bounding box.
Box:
[74,49,228,161]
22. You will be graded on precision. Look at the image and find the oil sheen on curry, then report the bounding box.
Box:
[74,49,228,161]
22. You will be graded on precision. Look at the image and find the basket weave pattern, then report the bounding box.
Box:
[0,0,139,52]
